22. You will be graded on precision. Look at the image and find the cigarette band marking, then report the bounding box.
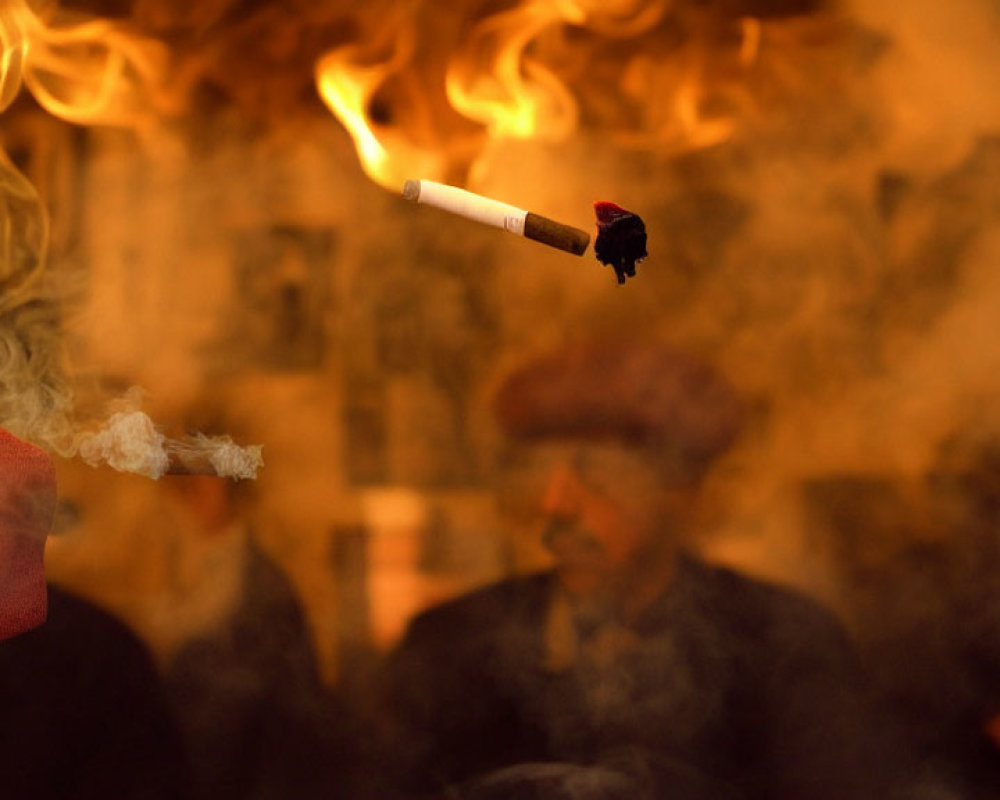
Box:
[402,179,589,256]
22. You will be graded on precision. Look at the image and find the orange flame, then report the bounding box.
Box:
[315,11,450,191]
[444,1,582,142]
[1,0,170,357]
[315,0,757,192]
[2,0,167,128]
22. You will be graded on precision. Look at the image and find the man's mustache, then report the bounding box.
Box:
[542,521,602,556]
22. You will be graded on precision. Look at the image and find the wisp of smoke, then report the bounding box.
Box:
[0,144,77,456]
[0,0,262,478]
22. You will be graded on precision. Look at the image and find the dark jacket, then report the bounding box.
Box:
[373,555,905,799]
[0,586,193,800]
[164,539,339,800]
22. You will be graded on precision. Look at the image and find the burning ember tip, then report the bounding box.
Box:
[402,179,590,256]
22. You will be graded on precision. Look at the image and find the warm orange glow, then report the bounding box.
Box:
[0,147,47,314]
[315,56,447,190]
[315,17,447,191]
[1,1,46,316]
[445,1,581,142]
[313,0,589,190]
[1,0,172,455]
[313,1,757,192]
[557,0,673,38]
[1,0,166,315]
[2,0,166,128]
[0,2,29,113]
[673,77,734,150]
[739,17,763,66]
[316,47,394,178]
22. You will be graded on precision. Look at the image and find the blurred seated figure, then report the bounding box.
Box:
[0,427,192,798]
[160,471,343,800]
[364,340,909,800]
[930,428,1000,789]
[813,428,1000,799]
[0,585,194,800]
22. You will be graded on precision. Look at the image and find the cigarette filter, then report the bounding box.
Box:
[402,179,590,256]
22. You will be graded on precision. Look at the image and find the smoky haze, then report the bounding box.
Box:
[1,5,999,795]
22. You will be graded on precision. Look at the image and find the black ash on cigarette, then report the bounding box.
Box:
[593,201,648,285]
[402,179,590,256]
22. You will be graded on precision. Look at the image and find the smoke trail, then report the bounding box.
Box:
[0,0,262,477]
[0,143,77,455]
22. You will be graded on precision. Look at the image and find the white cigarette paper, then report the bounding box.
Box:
[402,179,590,256]
[404,179,527,233]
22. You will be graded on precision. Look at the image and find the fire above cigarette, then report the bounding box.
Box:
[402,179,590,256]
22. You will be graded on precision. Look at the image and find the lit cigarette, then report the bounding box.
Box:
[77,410,262,480]
[166,452,223,476]
[402,179,590,256]
[165,437,263,481]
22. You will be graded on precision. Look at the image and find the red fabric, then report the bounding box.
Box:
[0,428,56,640]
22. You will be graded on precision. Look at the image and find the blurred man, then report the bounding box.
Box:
[368,340,909,800]
[872,428,1000,799]
[160,472,339,800]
